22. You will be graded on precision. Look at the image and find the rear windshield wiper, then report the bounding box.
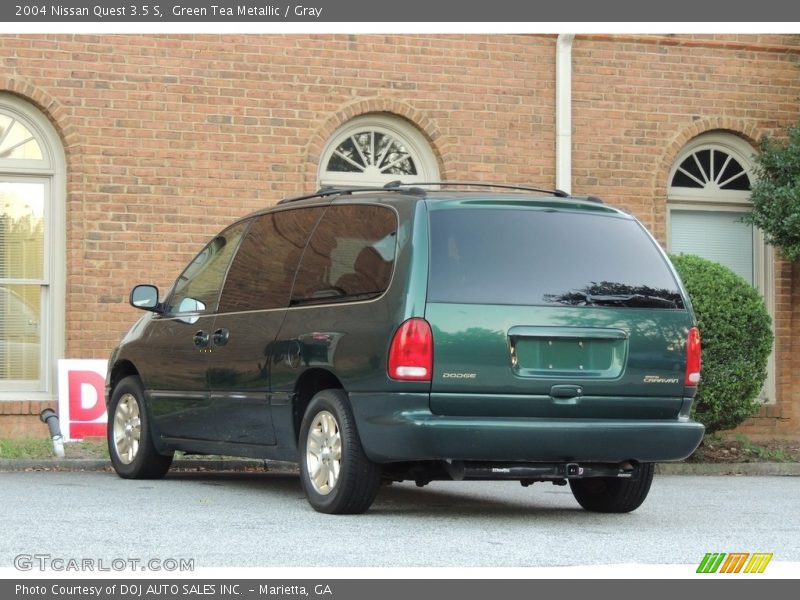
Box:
[586,293,678,308]
[558,291,679,309]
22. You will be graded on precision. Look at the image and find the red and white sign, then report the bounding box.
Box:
[57,359,108,441]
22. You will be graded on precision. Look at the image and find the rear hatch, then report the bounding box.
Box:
[425,199,693,420]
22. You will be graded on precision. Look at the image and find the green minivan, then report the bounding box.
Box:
[107,183,704,514]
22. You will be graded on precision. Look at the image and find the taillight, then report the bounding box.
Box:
[685,326,701,386]
[388,318,433,381]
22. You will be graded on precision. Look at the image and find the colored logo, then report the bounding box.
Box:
[696,552,773,574]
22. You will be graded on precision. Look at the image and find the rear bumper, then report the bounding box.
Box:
[349,392,704,464]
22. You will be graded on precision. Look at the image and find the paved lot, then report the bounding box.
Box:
[2,470,798,568]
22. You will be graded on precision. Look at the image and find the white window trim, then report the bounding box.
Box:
[0,93,66,401]
[667,133,776,404]
[318,115,439,188]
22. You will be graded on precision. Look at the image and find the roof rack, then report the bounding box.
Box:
[383,180,571,198]
[276,185,425,205]
[276,181,603,206]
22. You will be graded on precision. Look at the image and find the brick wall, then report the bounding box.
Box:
[0,33,799,439]
[0,401,56,439]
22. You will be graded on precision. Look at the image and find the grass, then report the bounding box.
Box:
[0,438,236,462]
[0,437,55,459]
[0,437,109,460]
[733,433,790,462]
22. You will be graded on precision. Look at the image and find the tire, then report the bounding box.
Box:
[569,463,655,513]
[107,375,173,479]
[299,389,382,514]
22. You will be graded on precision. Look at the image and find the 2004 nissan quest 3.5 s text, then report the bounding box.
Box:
[106,182,704,514]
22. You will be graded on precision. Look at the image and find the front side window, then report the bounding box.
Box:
[291,205,397,304]
[165,221,249,315]
[218,207,325,313]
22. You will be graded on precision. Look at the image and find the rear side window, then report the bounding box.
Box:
[219,207,325,312]
[428,208,684,308]
[291,204,397,304]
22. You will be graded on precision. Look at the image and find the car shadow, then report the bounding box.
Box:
[162,470,591,518]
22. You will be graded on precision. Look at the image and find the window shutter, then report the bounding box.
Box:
[669,210,754,285]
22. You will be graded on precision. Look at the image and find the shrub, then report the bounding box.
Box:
[747,123,800,261]
[669,254,773,434]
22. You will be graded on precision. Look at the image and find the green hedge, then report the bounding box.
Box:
[669,254,773,434]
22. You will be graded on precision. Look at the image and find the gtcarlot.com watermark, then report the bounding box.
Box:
[14,554,195,572]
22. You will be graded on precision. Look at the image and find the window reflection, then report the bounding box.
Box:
[0,115,44,160]
[0,181,45,382]
[327,130,417,176]
[0,181,45,280]
[0,285,40,380]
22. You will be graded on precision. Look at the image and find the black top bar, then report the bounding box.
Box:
[276,181,604,206]
[383,180,570,198]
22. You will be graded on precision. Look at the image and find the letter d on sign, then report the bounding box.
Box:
[58,359,109,440]
[69,371,106,422]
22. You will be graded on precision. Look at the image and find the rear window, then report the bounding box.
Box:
[428,208,684,308]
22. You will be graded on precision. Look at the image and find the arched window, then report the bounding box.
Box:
[667,132,774,402]
[318,115,439,188]
[0,94,65,398]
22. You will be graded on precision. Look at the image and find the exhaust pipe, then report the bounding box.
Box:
[39,409,65,459]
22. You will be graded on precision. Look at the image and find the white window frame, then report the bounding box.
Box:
[318,115,440,188]
[666,133,775,404]
[0,93,66,400]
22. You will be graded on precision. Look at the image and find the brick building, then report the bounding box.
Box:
[0,33,798,439]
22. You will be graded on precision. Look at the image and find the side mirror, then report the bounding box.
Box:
[130,285,161,312]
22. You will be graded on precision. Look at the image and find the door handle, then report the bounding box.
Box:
[193,330,210,348]
[212,328,230,346]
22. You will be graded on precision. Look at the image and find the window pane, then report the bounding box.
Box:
[219,208,325,312]
[678,155,705,184]
[712,149,728,182]
[291,205,397,303]
[380,141,417,175]
[694,149,711,182]
[0,284,40,381]
[328,137,364,173]
[0,118,43,160]
[670,210,754,284]
[166,221,249,315]
[428,208,683,307]
[0,181,45,280]
[718,155,750,190]
[671,169,703,188]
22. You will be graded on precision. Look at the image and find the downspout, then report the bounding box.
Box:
[39,408,65,458]
[556,34,575,195]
